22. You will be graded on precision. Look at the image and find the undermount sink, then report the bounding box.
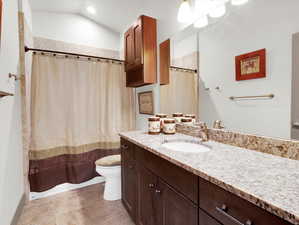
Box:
[161,140,211,153]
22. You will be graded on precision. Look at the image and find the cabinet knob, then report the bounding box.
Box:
[121,144,129,149]
[155,189,161,194]
[148,183,154,188]
[245,220,253,225]
[129,165,134,169]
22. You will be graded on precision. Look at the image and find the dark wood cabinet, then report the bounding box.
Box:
[157,179,198,225]
[121,139,137,222]
[121,138,293,225]
[137,167,158,225]
[124,15,157,87]
[199,178,292,225]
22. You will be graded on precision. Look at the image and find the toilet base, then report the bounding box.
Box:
[103,177,121,201]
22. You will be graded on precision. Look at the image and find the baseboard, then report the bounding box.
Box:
[10,193,26,225]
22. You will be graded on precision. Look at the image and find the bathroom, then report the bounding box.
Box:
[0,0,298,224]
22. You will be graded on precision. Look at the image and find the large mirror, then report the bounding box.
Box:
[159,0,299,141]
[159,31,199,117]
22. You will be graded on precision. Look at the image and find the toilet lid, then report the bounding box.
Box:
[95,155,121,167]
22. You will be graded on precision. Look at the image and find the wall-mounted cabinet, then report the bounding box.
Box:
[159,39,170,85]
[124,15,157,87]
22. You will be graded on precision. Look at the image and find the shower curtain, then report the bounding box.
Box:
[29,54,135,192]
[160,69,198,115]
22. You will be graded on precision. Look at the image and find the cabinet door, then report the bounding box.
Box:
[137,166,158,225]
[121,141,137,222]
[124,28,135,71]
[157,179,198,225]
[133,17,143,68]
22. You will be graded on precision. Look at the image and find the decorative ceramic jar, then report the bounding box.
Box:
[163,119,176,135]
[185,114,196,124]
[172,113,184,123]
[148,117,161,135]
[155,113,168,130]
[181,117,193,126]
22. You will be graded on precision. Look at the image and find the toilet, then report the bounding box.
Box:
[95,154,121,201]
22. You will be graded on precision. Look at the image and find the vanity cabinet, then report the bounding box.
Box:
[124,15,157,87]
[121,138,293,225]
[121,139,137,222]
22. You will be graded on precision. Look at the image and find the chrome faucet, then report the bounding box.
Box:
[199,122,209,142]
[213,120,224,129]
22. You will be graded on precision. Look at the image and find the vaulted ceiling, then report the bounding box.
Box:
[29,0,188,36]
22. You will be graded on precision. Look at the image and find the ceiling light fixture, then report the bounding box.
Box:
[177,0,193,23]
[87,6,96,15]
[194,15,209,28]
[231,0,248,5]
[209,1,226,18]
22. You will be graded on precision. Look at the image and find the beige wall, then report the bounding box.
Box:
[0,0,24,224]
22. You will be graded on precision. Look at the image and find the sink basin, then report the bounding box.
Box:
[161,140,211,153]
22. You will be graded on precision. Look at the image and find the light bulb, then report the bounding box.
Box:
[194,15,209,28]
[195,0,212,15]
[231,0,248,5]
[87,6,96,15]
[209,2,226,18]
[177,0,193,23]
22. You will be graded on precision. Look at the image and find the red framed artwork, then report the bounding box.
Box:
[235,48,266,81]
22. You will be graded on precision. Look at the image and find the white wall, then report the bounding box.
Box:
[171,34,197,60]
[32,11,120,51]
[0,0,24,224]
[198,0,299,139]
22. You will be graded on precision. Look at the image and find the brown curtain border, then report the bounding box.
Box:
[29,141,120,160]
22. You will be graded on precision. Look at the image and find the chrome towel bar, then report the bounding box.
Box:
[229,94,274,100]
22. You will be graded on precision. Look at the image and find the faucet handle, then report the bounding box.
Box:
[213,120,224,129]
[198,122,208,130]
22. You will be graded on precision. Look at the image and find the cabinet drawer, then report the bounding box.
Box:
[199,178,292,225]
[199,208,222,225]
[136,145,198,204]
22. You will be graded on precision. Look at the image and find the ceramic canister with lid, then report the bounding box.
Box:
[148,117,161,135]
[185,114,196,124]
[155,113,168,130]
[181,117,193,126]
[172,113,184,123]
[163,118,176,135]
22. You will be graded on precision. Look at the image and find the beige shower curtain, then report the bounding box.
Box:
[160,69,198,115]
[29,54,135,192]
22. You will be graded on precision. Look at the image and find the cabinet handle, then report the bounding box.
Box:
[121,144,129,150]
[216,204,253,225]
[148,183,155,189]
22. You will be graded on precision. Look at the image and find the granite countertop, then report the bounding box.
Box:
[119,130,299,225]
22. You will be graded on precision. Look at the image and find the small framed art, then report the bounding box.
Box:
[138,91,154,115]
[235,49,266,81]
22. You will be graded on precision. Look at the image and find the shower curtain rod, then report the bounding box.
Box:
[170,66,197,73]
[24,46,125,63]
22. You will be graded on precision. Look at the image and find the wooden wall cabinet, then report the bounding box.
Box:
[159,39,170,85]
[124,15,157,87]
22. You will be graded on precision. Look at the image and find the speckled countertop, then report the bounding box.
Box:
[119,130,299,225]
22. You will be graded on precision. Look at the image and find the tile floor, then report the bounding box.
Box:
[17,183,134,225]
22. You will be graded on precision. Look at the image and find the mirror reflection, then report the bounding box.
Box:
[159,33,199,117]
[159,0,299,141]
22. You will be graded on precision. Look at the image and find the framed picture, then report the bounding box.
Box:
[0,0,2,46]
[138,91,154,115]
[235,49,266,81]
